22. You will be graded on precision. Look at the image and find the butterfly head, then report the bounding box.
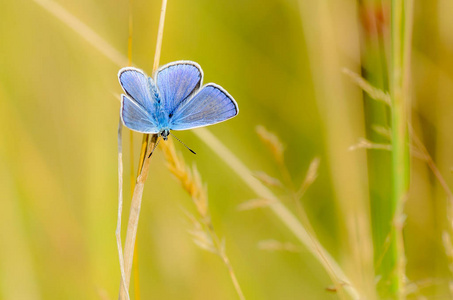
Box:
[160,129,170,141]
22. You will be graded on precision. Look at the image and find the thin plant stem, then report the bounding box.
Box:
[131,133,141,300]
[116,121,131,300]
[136,0,167,173]
[389,0,413,298]
[119,0,167,299]
[152,0,167,73]
[118,135,157,300]
[118,0,168,298]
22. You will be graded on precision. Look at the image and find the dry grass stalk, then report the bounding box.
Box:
[160,140,246,300]
[116,121,130,300]
[119,136,157,300]
[119,0,167,298]
[152,0,168,73]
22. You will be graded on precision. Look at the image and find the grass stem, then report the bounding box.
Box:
[152,0,167,74]
[119,0,168,298]
[389,0,413,297]
[117,121,131,300]
[118,135,157,300]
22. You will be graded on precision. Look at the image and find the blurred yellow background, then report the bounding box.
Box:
[1,0,453,299]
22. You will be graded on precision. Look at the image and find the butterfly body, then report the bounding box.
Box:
[149,94,170,137]
[118,61,238,141]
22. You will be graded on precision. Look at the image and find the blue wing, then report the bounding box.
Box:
[120,95,159,133]
[155,61,203,116]
[118,67,157,114]
[168,83,239,131]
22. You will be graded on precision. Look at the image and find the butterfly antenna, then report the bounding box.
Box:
[148,136,162,158]
[169,132,196,155]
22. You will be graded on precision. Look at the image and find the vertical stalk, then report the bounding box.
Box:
[118,0,168,299]
[118,135,157,300]
[136,0,167,174]
[152,0,167,73]
[389,0,412,298]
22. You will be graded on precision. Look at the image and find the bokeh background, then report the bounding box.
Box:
[1,0,453,299]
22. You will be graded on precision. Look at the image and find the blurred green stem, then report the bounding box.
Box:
[389,0,412,298]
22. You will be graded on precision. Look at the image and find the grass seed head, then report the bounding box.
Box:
[256,125,285,163]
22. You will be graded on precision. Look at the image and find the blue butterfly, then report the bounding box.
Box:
[118,60,239,151]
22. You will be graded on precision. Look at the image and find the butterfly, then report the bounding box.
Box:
[118,60,239,153]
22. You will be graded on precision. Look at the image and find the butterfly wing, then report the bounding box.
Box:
[168,83,239,131]
[118,67,159,133]
[120,95,159,133]
[155,61,203,116]
[118,67,158,112]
